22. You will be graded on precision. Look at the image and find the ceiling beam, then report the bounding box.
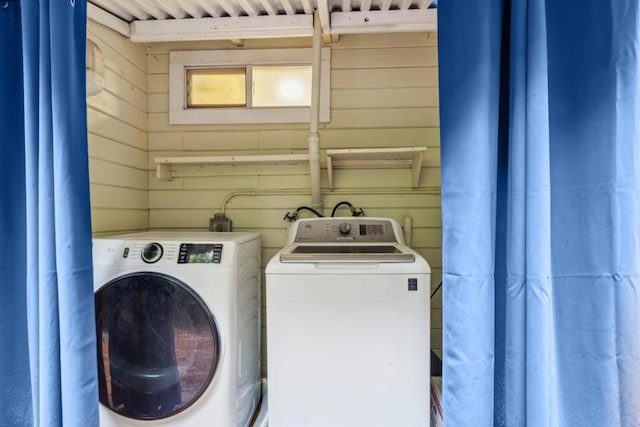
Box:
[130,14,314,42]
[316,0,331,35]
[87,3,130,37]
[330,9,437,34]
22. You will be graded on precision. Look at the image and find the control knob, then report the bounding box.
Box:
[141,242,163,263]
[338,223,351,235]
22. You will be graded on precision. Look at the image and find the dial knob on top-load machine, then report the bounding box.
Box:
[338,223,352,235]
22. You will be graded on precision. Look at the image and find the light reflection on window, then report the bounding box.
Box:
[252,66,312,107]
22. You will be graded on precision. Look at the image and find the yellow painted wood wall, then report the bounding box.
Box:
[87,21,149,235]
[86,21,443,362]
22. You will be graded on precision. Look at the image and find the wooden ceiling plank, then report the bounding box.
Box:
[87,3,131,36]
[380,0,393,11]
[128,0,168,19]
[257,0,277,15]
[154,0,189,18]
[399,0,413,10]
[111,0,151,20]
[236,0,260,16]
[280,0,296,15]
[193,0,223,18]
[301,0,314,14]
[175,0,205,18]
[217,0,241,16]
[90,0,135,21]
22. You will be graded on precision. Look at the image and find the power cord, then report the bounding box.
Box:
[430,281,442,299]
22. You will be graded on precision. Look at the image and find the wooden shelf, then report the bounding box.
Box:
[154,154,309,180]
[326,147,427,189]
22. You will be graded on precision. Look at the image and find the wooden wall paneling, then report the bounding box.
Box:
[88,110,147,150]
[88,20,149,234]
[143,32,444,356]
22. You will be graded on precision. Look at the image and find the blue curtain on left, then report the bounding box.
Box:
[0,1,98,426]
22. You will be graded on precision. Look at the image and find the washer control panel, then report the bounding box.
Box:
[293,218,398,243]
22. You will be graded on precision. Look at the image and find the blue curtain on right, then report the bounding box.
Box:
[439,0,640,426]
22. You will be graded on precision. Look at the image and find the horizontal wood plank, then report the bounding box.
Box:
[92,208,148,234]
[332,46,438,69]
[332,67,438,89]
[89,159,148,190]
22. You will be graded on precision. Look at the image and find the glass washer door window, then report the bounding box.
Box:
[95,272,220,420]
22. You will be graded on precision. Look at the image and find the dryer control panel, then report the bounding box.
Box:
[292,218,399,243]
[129,242,223,264]
[94,241,226,265]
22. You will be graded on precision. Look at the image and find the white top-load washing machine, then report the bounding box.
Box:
[266,218,431,427]
[93,231,261,427]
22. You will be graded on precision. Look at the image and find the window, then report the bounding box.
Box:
[186,68,246,108]
[252,66,312,107]
[170,49,330,125]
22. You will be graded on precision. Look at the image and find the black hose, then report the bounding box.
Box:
[331,201,354,217]
[295,206,324,218]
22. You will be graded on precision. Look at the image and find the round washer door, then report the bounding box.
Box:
[95,272,220,420]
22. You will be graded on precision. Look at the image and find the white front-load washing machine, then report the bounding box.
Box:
[266,218,431,427]
[93,231,261,426]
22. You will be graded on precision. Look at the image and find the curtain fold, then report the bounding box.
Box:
[439,0,640,425]
[0,1,98,426]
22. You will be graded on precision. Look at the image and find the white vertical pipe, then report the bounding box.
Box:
[403,215,413,247]
[308,10,322,210]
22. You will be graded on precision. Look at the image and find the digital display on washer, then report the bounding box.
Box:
[178,243,223,264]
[359,224,384,236]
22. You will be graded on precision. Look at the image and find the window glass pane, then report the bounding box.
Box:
[252,66,312,107]
[187,68,246,108]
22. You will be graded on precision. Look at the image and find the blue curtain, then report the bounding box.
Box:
[439,0,640,426]
[0,1,98,426]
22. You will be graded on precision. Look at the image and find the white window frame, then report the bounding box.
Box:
[169,48,331,125]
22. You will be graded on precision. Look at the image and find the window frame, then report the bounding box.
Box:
[169,48,331,125]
